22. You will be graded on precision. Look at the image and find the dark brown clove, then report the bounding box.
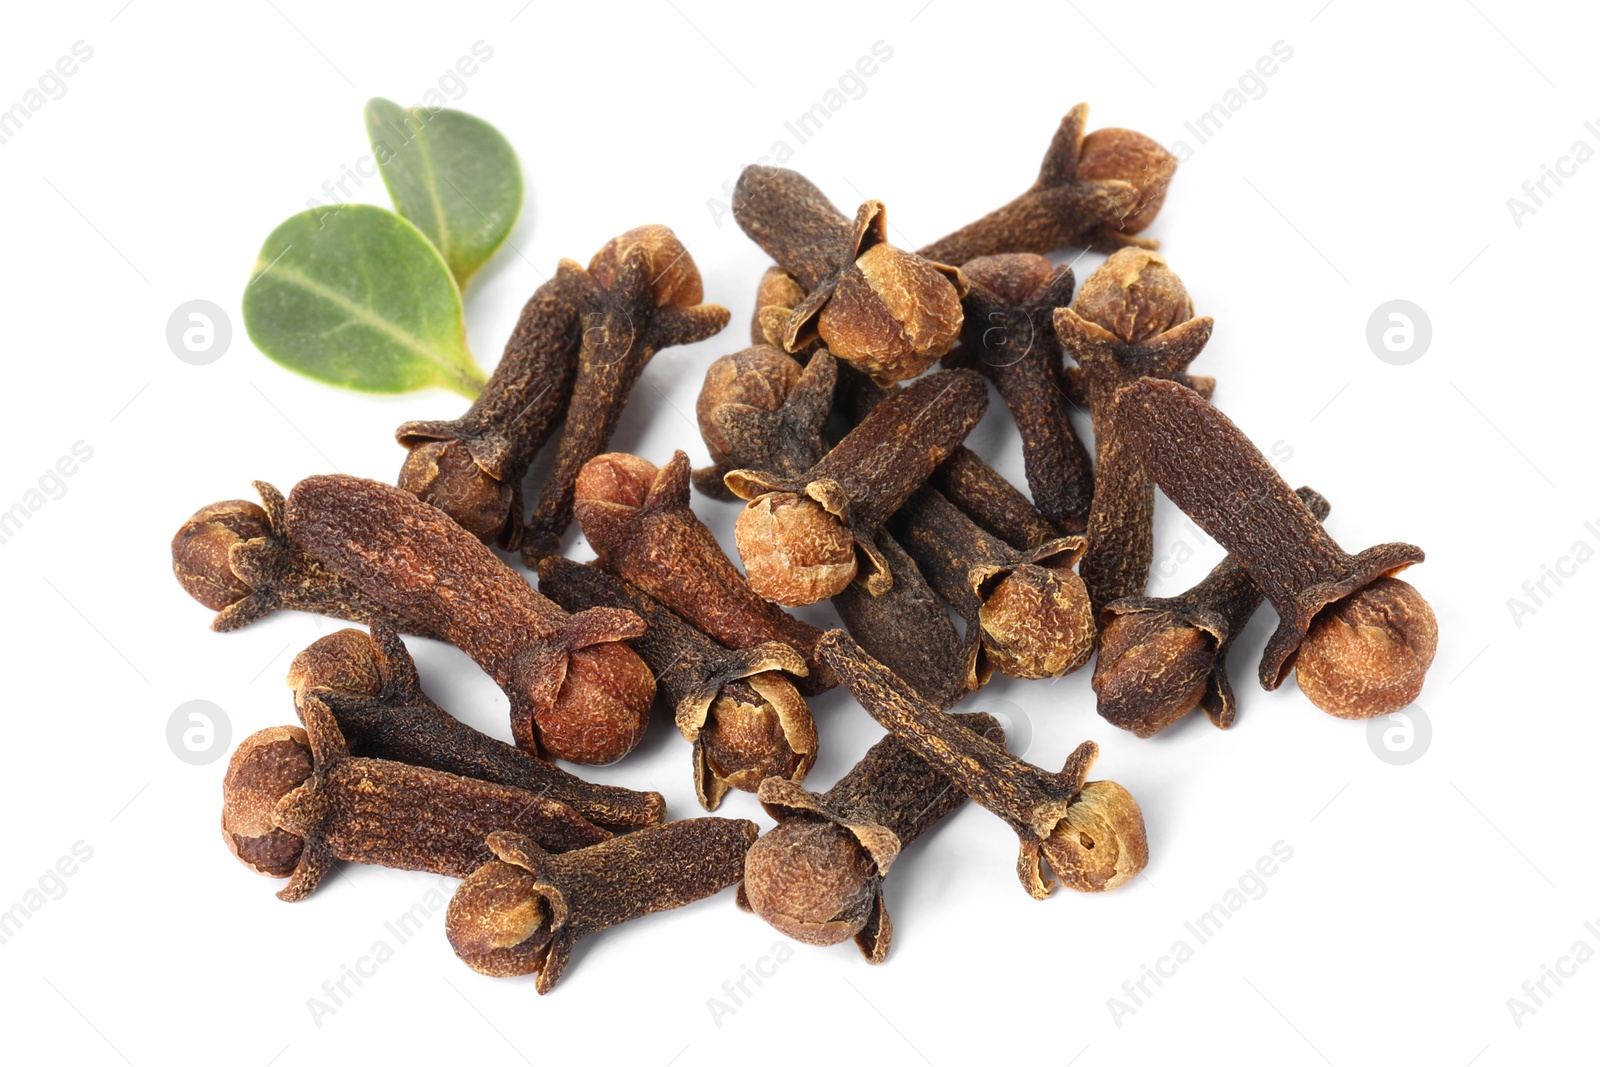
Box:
[395,268,587,545]
[1095,487,1331,737]
[222,697,611,902]
[172,481,438,638]
[446,818,756,992]
[735,165,966,383]
[945,253,1094,534]
[692,344,831,501]
[284,474,656,764]
[572,449,835,693]
[819,629,1148,899]
[725,368,989,605]
[519,226,730,565]
[1053,248,1214,616]
[1117,377,1438,718]
[919,104,1177,264]
[740,712,1000,962]
[286,625,666,827]
[538,556,816,810]
[892,485,1094,682]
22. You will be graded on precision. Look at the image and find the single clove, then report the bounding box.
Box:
[891,485,1095,682]
[692,347,969,705]
[572,449,835,693]
[1094,487,1331,737]
[1117,377,1438,718]
[284,474,656,764]
[172,481,437,638]
[740,712,1001,962]
[945,253,1094,534]
[519,225,730,565]
[538,556,817,810]
[222,696,611,902]
[446,819,756,992]
[820,629,1149,899]
[919,104,1177,264]
[395,268,586,545]
[1053,248,1214,615]
[286,625,666,827]
[735,165,966,383]
[725,368,989,605]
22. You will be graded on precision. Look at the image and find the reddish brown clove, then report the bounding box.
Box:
[1054,248,1214,615]
[396,268,588,545]
[735,165,966,383]
[287,625,666,827]
[819,630,1148,899]
[172,482,437,638]
[892,485,1094,682]
[725,368,989,605]
[740,712,1000,962]
[1118,377,1438,718]
[692,344,829,501]
[946,253,1094,534]
[446,819,756,992]
[572,449,835,693]
[519,225,730,565]
[919,104,1177,264]
[284,474,656,764]
[1095,487,1332,737]
[538,556,816,810]
[222,697,611,902]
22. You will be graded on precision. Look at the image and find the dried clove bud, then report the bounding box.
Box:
[819,629,1149,898]
[945,253,1094,534]
[735,165,966,383]
[692,344,826,500]
[538,556,817,810]
[892,485,1094,682]
[446,818,756,992]
[740,712,1000,962]
[725,368,989,605]
[287,625,666,827]
[1095,487,1331,736]
[572,449,835,694]
[1118,377,1438,718]
[222,697,611,902]
[172,482,438,638]
[284,474,656,764]
[832,358,1061,551]
[919,104,1177,264]
[396,268,588,545]
[519,225,730,565]
[1053,248,1214,615]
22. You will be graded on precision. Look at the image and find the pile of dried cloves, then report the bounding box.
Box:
[177,103,1439,992]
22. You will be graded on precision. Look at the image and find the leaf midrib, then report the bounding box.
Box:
[262,262,461,372]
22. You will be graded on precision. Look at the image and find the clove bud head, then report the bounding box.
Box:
[445,861,556,977]
[397,440,512,544]
[1294,577,1439,719]
[1093,611,1215,737]
[741,819,879,946]
[696,346,802,463]
[286,628,384,702]
[533,641,657,765]
[221,726,315,878]
[735,491,857,606]
[172,499,271,610]
[700,675,814,795]
[588,224,704,307]
[960,252,1057,306]
[1040,781,1149,893]
[1076,128,1178,237]
[818,242,965,383]
[978,564,1096,679]
[1073,247,1193,345]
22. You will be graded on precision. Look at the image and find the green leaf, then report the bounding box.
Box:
[242,205,486,398]
[364,98,523,287]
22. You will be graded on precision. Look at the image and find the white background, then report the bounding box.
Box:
[1,2,1595,1064]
